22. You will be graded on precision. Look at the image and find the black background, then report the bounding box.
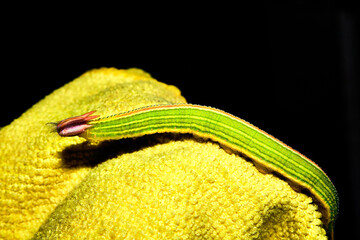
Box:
[2,2,359,239]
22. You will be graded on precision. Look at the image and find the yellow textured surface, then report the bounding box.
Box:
[0,68,327,239]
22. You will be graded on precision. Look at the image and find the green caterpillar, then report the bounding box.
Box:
[54,104,338,238]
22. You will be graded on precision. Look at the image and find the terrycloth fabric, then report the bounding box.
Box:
[0,68,327,239]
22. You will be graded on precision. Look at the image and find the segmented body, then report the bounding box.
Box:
[55,104,339,237]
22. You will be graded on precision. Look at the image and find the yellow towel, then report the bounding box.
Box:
[0,68,327,239]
